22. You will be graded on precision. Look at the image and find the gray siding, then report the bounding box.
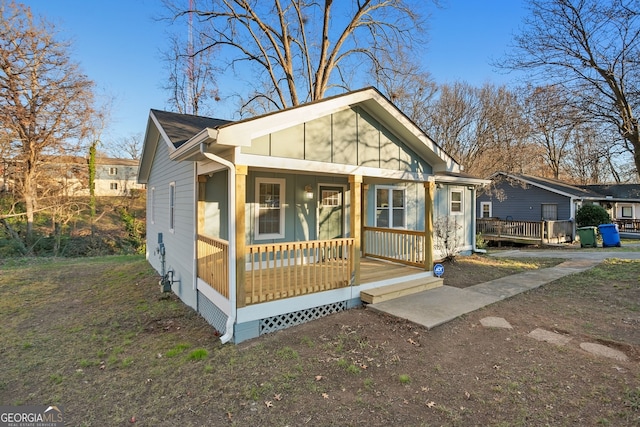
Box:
[203,170,229,240]
[477,181,572,221]
[146,136,197,309]
[365,182,425,231]
[434,184,474,252]
[245,171,348,244]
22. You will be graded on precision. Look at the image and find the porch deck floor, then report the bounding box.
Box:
[244,257,426,305]
[359,257,426,283]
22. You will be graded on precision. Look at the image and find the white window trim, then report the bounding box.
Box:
[255,177,286,240]
[169,182,176,233]
[450,188,463,215]
[620,204,633,218]
[480,201,492,218]
[374,185,407,228]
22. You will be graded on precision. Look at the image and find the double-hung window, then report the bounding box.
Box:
[480,201,492,218]
[255,178,285,239]
[375,186,406,228]
[450,189,463,215]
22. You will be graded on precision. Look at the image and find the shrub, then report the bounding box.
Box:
[576,204,611,227]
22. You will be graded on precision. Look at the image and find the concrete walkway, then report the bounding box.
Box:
[367,249,640,329]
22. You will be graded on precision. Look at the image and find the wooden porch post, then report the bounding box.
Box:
[197,175,207,235]
[235,165,247,308]
[424,181,435,270]
[362,184,369,255]
[350,175,362,285]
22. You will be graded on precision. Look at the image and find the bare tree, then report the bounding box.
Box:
[523,85,585,179]
[0,1,96,242]
[106,134,144,160]
[163,0,428,114]
[369,44,438,130]
[162,31,220,116]
[421,82,533,178]
[500,0,640,178]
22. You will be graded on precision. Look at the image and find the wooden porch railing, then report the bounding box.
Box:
[363,226,425,268]
[476,219,573,243]
[614,219,640,233]
[245,239,355,305]
[197,234,229,298]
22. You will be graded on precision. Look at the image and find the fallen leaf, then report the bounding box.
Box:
[360,364,368,369]
[315,375,323,381]
[322,393,329,399]
[493,364,500,370]
[274,393,282,401]
[265,401,273,408]
[226,412,232,421]
[464,391,471,399]
[426,401,436,408]
[129,416,136,423]
[408,338,420,346]
[421,386,430,392]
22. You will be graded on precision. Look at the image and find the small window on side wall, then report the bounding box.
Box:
[169,182,176,232]
[621,205,633,218]
[450,189,463,214]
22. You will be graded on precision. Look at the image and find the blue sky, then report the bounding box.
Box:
[24,0,528,146]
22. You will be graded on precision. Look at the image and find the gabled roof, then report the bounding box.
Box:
[139,87,463,183]
[491,172,601,198]
[150,109,231,149]
[581,184,640,201]
[491,172,640,201]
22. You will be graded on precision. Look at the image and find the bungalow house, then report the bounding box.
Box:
[138,87,488,344]
[476,172,640,243]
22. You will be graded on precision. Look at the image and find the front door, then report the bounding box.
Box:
[318,185,344,240]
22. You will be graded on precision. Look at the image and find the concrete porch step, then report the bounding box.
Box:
[360,276,443,304]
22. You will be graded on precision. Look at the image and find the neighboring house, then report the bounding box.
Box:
[476,172,640,243]
[93,157,145,197]
[0,156,145,197]
[581,184,640,223]
[138,87,488,344]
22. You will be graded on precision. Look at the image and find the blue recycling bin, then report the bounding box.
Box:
[598,223,621,247]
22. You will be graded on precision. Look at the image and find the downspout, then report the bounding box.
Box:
[200,143,237,344]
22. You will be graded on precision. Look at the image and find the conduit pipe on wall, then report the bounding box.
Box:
[200,143,236,344]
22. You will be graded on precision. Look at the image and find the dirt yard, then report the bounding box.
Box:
[1,254,639,426]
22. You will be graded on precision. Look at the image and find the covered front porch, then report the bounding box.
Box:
[196,191,437,308]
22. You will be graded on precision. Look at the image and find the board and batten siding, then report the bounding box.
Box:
[242,106,432,175]
[477,181,572,221]
[145,134,198,309]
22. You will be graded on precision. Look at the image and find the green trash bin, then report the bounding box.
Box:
[577,226,597,248]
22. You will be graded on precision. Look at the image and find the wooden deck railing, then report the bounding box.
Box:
[197,234,229,298]
[476,219,573,244]
[614,219,640,233]
[363,226,425,268]
[245,239,355,305]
